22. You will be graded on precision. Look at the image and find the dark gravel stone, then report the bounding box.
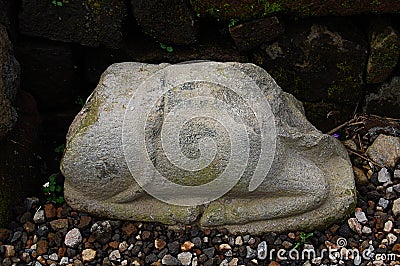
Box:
[145,253,158,264]
[167,241,180,255]
[203,247,215,259]
[36,226,49,238]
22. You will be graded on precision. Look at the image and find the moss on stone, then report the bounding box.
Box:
[367,26,400,83]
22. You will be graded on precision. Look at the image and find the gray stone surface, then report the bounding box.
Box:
[366,134,400,169]
[0,24,19,140]
[61,61,355,234]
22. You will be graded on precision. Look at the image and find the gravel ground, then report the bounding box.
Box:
[0,115,400,266]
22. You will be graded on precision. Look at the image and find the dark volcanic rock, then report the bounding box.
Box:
[191,0,400,21]
[253,19,367,104]
[132,0,198,45]
[229,16,284,51]
[19,0,127,48]
[364,76,400,118]
[366,17,399,84]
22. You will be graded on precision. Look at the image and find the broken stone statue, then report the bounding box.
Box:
[61,61,355,234]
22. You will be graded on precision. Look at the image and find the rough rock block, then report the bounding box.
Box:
[61,61,355,234]
[19,0,127,48]
[229,16,284,51]
[131,0,198,45]
[364,76,400,118]
[253,19,367,104]
[366,18,399,84]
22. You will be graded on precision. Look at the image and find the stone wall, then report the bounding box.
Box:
[2,0,400,136]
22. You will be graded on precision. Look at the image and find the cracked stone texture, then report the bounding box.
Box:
[61,61,355,234]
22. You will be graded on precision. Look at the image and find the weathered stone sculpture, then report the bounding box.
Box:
[61,61,355,234]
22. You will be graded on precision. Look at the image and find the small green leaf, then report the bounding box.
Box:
[43,187,50,193]
[57,1,62,6]
[160,43,167,49]
[56,196,65,203]
[49,185,55,192]
[52,0,57,5]
[49,175,56,183]
[55,186,63,192]
[166,46,173,53]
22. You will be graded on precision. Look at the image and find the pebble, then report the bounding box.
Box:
[378,168,391,183]
[257,241,267,260]
[64,228,82,248]
[348,218,362,235]
[36,240,48,255]
[49,253,58,261]
[219,243,231,250]
[33,210,45,224]
[362,226,372,235]
[23,221,36,234]
[109,250,121,261]
[60,257,69,265]
[394,169,400,179]
[234,236,243,246]
[81,249,96,263]
[155,238,167,250]
[228,258,238,266]
[355,208,368,223]
[91,221,112,244]
[3,245,15,257]
[392,198,400,216]
[354,255,362,265]
[10,231,21,243]
[387,233,397,245]
[119,241,129,252]
[383,220,393,233]
[203,247,215,259]
[246,246,257,259]
[353,166,369,186]
[393,184,400,193]
[49,219,68,231]
[366,134,400,168]
[162,254,180,265]
[177,252,192,265]
[378,197,389,209]
[181,241,194,251]
[44,204,57,219]
[121,222,137,236]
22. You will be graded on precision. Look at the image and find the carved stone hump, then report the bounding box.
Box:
[61,61,355,234]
